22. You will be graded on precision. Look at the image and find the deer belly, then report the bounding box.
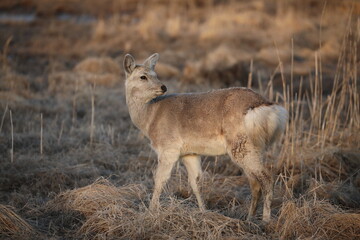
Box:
[181,137,227,156]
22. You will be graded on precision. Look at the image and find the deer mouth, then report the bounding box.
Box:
[155,90,166,96]
[155,85,167,96]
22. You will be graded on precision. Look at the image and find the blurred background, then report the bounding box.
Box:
[0,0,358,93]
[0,1,359,239]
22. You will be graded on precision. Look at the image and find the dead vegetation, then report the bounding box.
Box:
[0,0,359,239]
[276,200,360,240]
[45,179,261,239]
[0,204,35,238]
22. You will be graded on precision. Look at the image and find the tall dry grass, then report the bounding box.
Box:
[274,12,359,178]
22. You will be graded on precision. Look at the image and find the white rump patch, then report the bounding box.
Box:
[244,105,288,148]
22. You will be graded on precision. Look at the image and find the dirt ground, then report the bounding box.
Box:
[0,0,359,239]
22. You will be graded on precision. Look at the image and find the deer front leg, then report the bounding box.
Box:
[149,149,179,211]
[182,155,205,211]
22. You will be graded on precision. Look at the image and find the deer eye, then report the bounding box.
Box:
[140,75,147,80]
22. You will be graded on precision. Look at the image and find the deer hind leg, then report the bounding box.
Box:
[242,153,273,222]
[182,155,205,211]
[228,138,273,222]
[247,176,262,220]
[245,168,274,222]
[256,169,273,222]
[149,149,179,211]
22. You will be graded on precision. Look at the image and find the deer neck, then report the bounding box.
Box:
[125,92,155,137]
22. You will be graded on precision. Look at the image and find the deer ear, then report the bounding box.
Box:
[124,54,136,75]
[143,53,159,70]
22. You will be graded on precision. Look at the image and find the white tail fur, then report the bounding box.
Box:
[244,105,288,148]
[123,53,288,222]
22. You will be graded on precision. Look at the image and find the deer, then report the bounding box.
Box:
[123,53,288,222]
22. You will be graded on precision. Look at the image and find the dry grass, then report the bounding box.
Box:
[0,204,35,238]
[48,57,121,94]
[46,179,261,239]
[74,57,121,75]
[0,0,359,239]
[276,200,360,240]
[47,178,147,217]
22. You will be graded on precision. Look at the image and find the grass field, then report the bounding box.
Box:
[0,0,359,239]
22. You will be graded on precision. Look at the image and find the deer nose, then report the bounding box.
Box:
[161,85,167,93]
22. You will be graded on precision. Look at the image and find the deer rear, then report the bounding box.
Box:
[123,53,288,222]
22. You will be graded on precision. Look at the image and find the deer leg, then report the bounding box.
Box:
[182,155,205,211]
[228,137,273,222]
[247,176,262,220]
[149,150,179,211]
[256,169,273,222]
[242,153,273,222]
